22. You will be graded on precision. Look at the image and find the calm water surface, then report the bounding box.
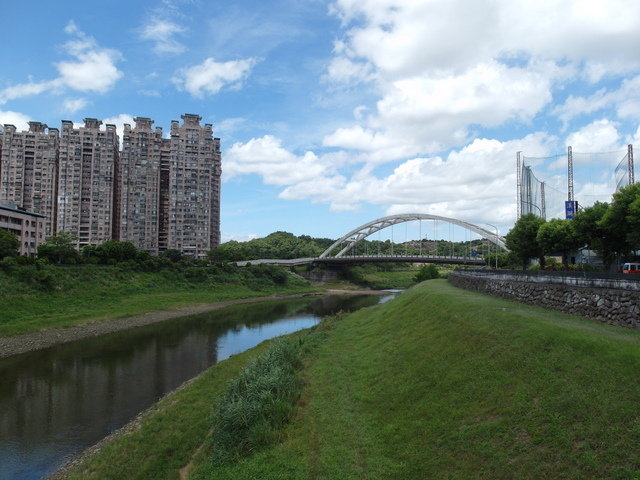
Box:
[0,293,395,480]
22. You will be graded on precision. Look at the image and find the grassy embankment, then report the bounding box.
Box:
[60,279,640,479]
[0,264,319,338]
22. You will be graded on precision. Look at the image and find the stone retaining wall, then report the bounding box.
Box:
[449,271,640,329]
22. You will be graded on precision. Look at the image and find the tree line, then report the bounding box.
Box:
[0,231,339,267]
[505,183,640,270]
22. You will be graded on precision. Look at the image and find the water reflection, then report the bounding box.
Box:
[0,293,389,480]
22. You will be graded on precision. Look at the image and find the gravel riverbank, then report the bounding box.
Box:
[0,289,382,359]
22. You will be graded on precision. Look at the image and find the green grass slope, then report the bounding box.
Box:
[196,280,640,479]
[0,265,316,337]
[59,279,640,480]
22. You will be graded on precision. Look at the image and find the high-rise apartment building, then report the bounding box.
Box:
[119,117,164,254]
[0,122,60,237]
[160,114,221,258]
[0,114,221,258]
[57,119,120,249]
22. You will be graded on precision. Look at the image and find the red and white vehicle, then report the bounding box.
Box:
[622,262,640,273]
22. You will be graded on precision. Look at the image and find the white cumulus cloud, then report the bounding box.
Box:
[565,119,623,154]
[0,21,122,104]
[139,17,187,55]
[0,110,31,130]
[321,0,640,161]
[224,135,330,186]
[62,98,90,114]
[173,57,258,98]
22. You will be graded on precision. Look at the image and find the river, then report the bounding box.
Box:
[0,292,396,480]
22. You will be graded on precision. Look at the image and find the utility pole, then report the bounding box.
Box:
[517,151,522,219]
[567,146,574,202]
[628,144,635,186]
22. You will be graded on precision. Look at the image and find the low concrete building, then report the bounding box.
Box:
[0,204,46,256]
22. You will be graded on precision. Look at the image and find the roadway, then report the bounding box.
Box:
[235,255,487,267]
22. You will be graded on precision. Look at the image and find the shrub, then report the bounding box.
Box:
[242,264,291,289]
[0,256,19,273]
[184,267,209,283]
[414,264,440,282]
[15,255,36,265]
[208,338,303,465]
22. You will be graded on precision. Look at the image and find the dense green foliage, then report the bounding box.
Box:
[207,230,497,265]
[600,183,640,259]
[37,231,79,264]
[0,262,313,337]
[535,218,582,266]
[83,239,140,264]
[572,201,616,268]
[333,263,439,288]
[0,228,19,259]
[208,232,334,261]
[336,237,491,258]
[506,184,640,269]
[206,338,304,466]
[505,213,546,269]
[61,280,640,479]
[414,263,440,282]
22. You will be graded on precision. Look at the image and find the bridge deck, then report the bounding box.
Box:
[236,255,486,267]
[314,255,486,265]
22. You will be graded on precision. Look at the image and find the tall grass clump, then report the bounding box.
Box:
[208,337,303,465]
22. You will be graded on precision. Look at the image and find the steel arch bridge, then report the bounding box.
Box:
[318,213,508,259]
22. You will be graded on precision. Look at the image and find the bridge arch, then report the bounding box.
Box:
[319,213,508,259]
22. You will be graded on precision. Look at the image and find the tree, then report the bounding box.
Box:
[161,249,184,263]
[505,213,546,269]
[414,264,440,282]
[208,240,251,262]
[94,240,139,264]
[0,228,20,259]
[599,183,640,263]
[37,232,79,264]
[536,218,582,267]
[573,201,617,269]
[207,232,327,262]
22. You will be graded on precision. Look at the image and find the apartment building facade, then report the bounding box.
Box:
[119,117,164,255]
[0,114,221,258]
[161,114,222,258]
[57,119,120,249]
[0,203,45,256]
[0,122,59,237]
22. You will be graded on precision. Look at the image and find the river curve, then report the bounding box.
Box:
[0,291,393,480]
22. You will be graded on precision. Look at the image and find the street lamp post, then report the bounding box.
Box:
[485,223,499,269]
[522,201,544,219]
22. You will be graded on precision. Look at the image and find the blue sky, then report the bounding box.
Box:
[2,0,640,243]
